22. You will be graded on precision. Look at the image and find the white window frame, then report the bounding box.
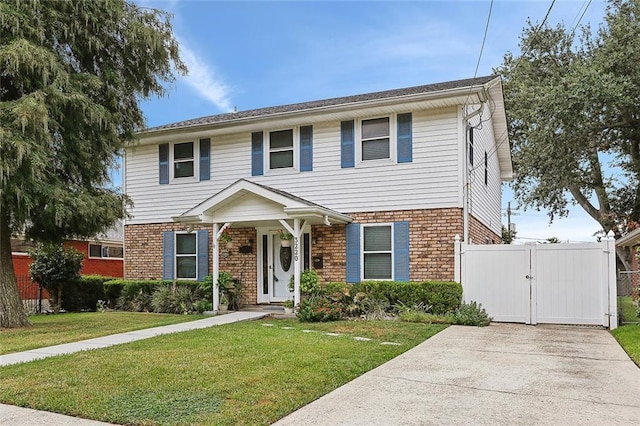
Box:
[360,223,394,281]
[88,243,123,260]
[171,140,199,182]
[265,127,299,172]
[356,115,397,166]
[175,232,198,280]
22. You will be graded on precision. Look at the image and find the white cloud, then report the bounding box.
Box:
[178,38,232,112]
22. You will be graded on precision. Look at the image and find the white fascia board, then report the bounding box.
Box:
[283,207,353,224]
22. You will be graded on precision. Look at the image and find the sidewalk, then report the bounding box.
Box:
[0,311,268,367]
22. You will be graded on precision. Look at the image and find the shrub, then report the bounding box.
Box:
[151,285,200,314]
[296,296,343,322]
[63,276,114,312]
[288,269,321,296]
[29,244,84,313]
[452,301,492,326]
[350,281,462,315]
[105,279,204,312]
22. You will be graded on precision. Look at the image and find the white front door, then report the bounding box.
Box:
[269,231,294,302]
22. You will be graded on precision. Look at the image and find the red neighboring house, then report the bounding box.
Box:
[11,221,124,306]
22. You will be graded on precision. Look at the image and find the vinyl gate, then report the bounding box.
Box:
[455,238,617,329]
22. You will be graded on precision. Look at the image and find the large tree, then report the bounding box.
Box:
[0,1,185,327]
[496,0,640,270]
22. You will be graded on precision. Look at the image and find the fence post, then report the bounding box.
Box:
[606,232,618,330]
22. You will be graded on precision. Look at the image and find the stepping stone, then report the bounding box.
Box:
[380,342,402,346]
[262,323,274,327]
[302,330,316,333]
[325,333,343,337]
[281,326,295,330]
[353,336,372,341]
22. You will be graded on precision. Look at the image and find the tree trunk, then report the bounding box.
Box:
[616,245,634,272]
[0,210,31,328]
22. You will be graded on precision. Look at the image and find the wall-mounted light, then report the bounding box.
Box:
[311,237,317,245]
[186,224,195,233]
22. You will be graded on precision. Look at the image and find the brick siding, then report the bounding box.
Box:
[125,209,499,304]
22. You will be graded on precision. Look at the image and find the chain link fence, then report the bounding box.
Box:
[617,270,640,324]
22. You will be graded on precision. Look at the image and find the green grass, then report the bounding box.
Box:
[619,296,639,323]
[0,312,207,354]
[612,324,640,366]
[0,319,445,425]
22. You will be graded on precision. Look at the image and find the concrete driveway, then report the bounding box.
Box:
[275,323,640,425]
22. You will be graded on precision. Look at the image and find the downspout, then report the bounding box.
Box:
[462,93,487,243]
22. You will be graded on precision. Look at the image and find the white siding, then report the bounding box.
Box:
[467,103,503,236]
[125,108,463,224]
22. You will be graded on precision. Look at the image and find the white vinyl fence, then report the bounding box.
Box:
[455,237,617,329]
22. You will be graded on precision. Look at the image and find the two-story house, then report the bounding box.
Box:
[124,75,512,309]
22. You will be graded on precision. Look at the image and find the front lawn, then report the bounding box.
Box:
[0,319,445,425]
[612,324,640,366]
[0,312,207,355]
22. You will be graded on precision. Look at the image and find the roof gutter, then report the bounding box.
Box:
[137,83,490,140]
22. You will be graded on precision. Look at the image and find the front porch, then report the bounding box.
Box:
[172,179,352,312]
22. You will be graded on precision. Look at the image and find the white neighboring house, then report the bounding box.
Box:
[123,75,512,308]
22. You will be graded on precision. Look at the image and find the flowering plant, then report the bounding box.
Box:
[219,228,232,243]
[277,229,293,240]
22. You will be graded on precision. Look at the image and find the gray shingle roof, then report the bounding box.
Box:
[145,75,498,132]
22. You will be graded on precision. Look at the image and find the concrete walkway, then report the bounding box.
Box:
[0,311,268,367]
[275,323,640,425]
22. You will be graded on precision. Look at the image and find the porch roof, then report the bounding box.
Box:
[172,179,353,227]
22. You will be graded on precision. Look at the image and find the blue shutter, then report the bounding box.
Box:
[199,138,210,181]
[394,221,410,282]
[397,113,412,163]
[345,223,361,283]
[162,231,174,280]
[251,132,263,176]
[197,229,209,282]
[299,125,313,172]
[159,143,169,184]
[341,120,355,168]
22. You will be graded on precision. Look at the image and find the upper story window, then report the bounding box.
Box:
[341,113,411,168]
[159,138,210,184]
[362,224,393,280]
[361,117,390,161]
[173,142,194,178]
[89,244,123,259]
[269,129,294,169]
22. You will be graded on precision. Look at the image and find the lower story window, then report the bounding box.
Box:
[176,233,197,279]
[89,244,123,259]
[363,225,392,280]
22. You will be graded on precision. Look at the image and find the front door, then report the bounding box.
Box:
[269,231,294,302]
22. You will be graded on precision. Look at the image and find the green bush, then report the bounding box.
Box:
[104,279,204,311]
[452,301,492,326]
[63,276,114,312]
[296,296,343,322]
[350,281,462,315]
[288,269,321,296]
[151,285,200,314]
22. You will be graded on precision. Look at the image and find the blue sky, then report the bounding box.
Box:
[129,0,609,243]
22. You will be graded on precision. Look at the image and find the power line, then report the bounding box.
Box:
[463,0,494,109]
[510,0,557,75]
[569,0,593,37]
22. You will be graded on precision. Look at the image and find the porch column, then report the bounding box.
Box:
[212,222,232,313]
[212,223,219,313]
[293,218,301,307]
